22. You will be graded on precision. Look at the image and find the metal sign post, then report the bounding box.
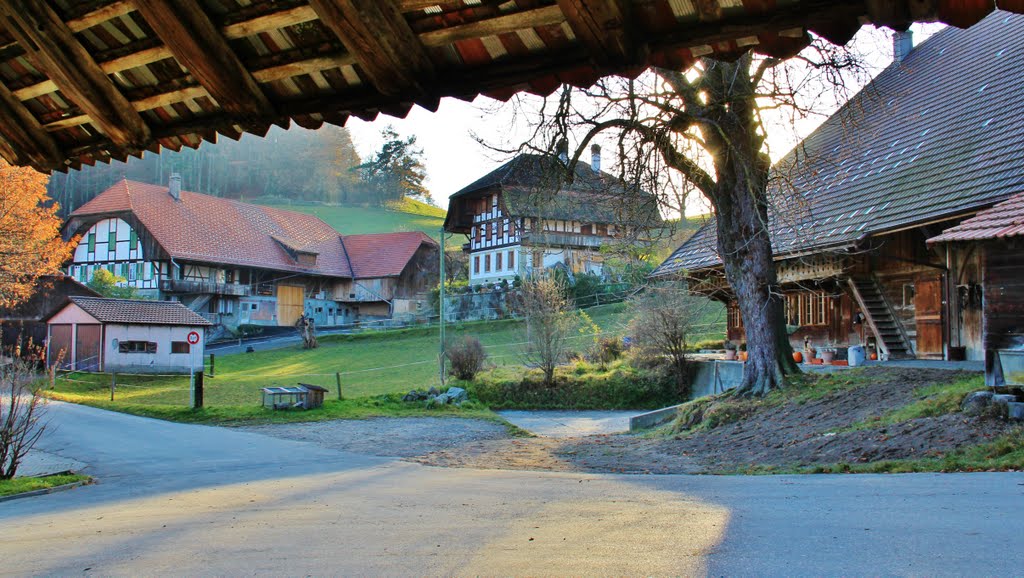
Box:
[187,330,201,409]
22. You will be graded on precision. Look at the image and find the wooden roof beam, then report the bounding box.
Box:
[0,82,62,170]
[41,54,356,132]
[419,5,566,47]
[0,0,150,151]
[308,0,435,96]
[556,0,637,66]
[131,0,276,123]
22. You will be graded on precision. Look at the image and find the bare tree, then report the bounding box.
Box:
[495,37,872,396]
[518,275,576,385]
[1,357,48,479]
[629,285,711,395]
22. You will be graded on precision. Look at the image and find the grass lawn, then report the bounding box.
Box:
[46,301,725,422]
[0,473,91,498]
[257,198,447,239]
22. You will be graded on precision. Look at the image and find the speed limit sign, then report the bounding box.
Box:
[187,331,201,345]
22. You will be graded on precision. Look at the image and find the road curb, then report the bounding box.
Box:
[0,477,94,503]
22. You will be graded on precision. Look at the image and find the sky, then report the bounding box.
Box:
[345,23,946,214]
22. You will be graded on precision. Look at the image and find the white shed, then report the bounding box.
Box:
[44,297,212,374]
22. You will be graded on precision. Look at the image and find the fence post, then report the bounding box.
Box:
[335,372,343,400]
[110,372,116,401]
[209,353,215,377]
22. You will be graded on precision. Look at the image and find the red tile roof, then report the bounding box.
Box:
[70,180,352,278]
[928,192,1024,243]
[342,232,437,279]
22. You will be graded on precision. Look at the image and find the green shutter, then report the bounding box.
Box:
[130,230,138,250]
[87,232,95,253]
[108,231,116,252]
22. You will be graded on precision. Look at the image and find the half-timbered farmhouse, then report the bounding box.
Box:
[63,177,438,335]
[444,148,660,285]
[656,13,1024,364]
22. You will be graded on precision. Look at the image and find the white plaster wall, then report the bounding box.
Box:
[469,245,520,284]
[103,324,206,374]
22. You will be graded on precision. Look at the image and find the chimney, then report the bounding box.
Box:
[169,173,181,201]
[590,144,601,173]
[557,138,568,165]
[893,30,913,63]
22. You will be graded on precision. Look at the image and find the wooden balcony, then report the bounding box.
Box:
[522,232,605,249]
[160,279,252,296]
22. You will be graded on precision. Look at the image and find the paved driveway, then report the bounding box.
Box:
[498,410,634,437]
[2,402,1023,576]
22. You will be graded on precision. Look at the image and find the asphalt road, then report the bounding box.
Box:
[3,402,1023,576]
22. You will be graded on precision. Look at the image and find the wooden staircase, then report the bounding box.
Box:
[847,278,914,360]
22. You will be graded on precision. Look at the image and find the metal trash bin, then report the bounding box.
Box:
[848,345,866,367]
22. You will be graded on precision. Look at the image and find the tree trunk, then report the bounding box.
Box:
[713,164,799,396]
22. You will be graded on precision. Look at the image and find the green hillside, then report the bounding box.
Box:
[257,198,446,239]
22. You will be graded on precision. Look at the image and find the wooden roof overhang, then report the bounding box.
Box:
[1,0,1021,173]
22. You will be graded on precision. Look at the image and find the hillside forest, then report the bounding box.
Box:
[46,125,432,217]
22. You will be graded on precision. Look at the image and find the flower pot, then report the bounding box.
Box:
[870,352,878,361]
[724,349,737,360]
[792,351,804,364]
[739,351,748,362]
[821,351,835,365]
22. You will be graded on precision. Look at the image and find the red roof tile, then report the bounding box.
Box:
[928,191,1024,243]
[70,180,352,278]
[342,232,437,279]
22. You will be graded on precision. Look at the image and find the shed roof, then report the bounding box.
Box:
[928,191,1024,243]
[655,11,1024,276]
[68,180,353,278]
[1,1,1020,173]
[342,231,437,278]
[55,297,213,326]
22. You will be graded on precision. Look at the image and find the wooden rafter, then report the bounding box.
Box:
[308,0,435,96]
[556,0,635,66]
[0,0,150,150]
[131,0,275,122]
[419,5,566,47]
[0,82,61,169]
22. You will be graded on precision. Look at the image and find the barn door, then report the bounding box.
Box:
[75,324,102,371]
[914,275,944,357]
[276,285,304,327]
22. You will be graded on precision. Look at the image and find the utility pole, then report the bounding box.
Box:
[438,227,446,386]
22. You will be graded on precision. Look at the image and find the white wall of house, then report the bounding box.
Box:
[67,218,159,290]
[103,324,205,374]
[469,245,521,285]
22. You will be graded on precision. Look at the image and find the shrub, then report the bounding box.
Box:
[597,337,623,364]
[447,337,487,380]
[462,360,680,410]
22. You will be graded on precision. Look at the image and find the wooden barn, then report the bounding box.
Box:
[0,2,1020,175]
[656,14,1024,363]
[928,193,1024,386]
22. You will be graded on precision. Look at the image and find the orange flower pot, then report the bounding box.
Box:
[870,352,878,361]
[792,351,804,363]
[739,351,748,362]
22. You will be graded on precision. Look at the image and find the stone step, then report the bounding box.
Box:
[1008,402,1024,421]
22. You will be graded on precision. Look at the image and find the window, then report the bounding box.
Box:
[171,341,190,354]
[119,341,156,354]
[473,255,480,274]
[128,263,138,282]
[143,262,151,281]
[484,254,491,273]
[129,230,138,250]
[496,252,502,270]
[87,232,96,253]
[507,250,515,270]
[581,224,593,235]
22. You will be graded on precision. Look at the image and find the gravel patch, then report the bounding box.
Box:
[241,417,512,458]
